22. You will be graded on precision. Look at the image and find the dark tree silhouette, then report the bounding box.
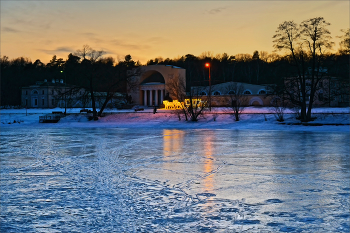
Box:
[273,17,334,122]
[337,28,350,55]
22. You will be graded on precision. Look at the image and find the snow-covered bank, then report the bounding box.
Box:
[1,107,349,132]
[1,106,349,114]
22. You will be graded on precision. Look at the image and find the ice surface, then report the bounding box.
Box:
[1,128,349,232]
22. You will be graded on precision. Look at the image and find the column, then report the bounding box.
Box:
[149,90,153,106]
[155,89,158,106]
[160,89,164,104]
[143,90,147,106]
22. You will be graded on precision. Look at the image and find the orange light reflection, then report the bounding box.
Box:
[203,134,214,193]
[163,129,185,157]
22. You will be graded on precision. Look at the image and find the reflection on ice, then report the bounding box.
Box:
[163,129,185,157]
[1,128,349,232]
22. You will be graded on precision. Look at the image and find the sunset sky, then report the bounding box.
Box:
[1,1,349,64]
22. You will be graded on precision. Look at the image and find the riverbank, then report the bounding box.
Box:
[1,107,349,132]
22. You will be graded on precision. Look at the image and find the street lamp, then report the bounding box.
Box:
[60,70,67,115]
[205,63,211,111]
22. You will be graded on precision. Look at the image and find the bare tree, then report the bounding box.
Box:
[270,96,289,122]
[273,17,334,122]
[54,86,88,109]
[337,28,350,55]
[97,66,141,117]
[226,82,247,121]
[75,45,104,61]
[259,51,269,62]
[74,45,105,119]
[166,76,188,121]
[166,76,208,121]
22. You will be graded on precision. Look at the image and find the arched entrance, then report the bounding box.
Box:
[249,97,263,106]
[140,71,166,106]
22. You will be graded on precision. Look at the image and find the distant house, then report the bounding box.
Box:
[22,79,66,108]
[22,79,126,109]
[21,79,86,108]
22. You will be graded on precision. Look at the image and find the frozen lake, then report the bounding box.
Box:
[1,128,349,232]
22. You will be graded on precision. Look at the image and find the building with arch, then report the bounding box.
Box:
[129,65,186,106]
[192,81,271,107]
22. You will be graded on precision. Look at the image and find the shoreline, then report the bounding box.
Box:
[1,107,349,132]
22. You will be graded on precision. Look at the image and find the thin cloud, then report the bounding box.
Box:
[146,36,166,44]
[38,46,75,55]
[79,33,105,44]
[2,27,21,33]
[295,1,345,20]
[207,6,227,15]
[311,1,343,12]
[41,21,52,30]
[80,32,97,37]
[110,39,151,51]
[55,47,74,53]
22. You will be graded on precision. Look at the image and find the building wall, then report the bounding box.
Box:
[190,82,271,107]
[199,95,272,107]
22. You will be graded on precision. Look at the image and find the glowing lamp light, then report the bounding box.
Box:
[60,71,63,73]
[205,63,210,67]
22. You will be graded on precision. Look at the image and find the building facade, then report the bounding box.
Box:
[129,65,186,106]
[21,79,70,108]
